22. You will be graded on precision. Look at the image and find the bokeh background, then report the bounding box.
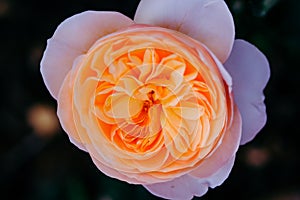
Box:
[0,0,299,199]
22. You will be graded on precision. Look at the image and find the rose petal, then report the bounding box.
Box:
[190,105,241,179]
[144,157,235,199]
[90,153,169,185]
[144,107,241,199]
[91,155,144,184]
[41,11,134,99]
[191,156,235,188]
[143,174,208,200]
[40,39,81,99]
[105,93,143,119]
[224,39,270,145]
[134,0,235,63]
[57,71,87,151]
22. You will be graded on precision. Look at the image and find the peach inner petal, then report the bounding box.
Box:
[60,26,233,183]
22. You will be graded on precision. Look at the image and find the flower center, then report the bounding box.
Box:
[88,27,228,161]
[144,90,160,110]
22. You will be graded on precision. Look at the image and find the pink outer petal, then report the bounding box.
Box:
[134,0,235,63]
[40,11,134,99]
[224,39,270,145]
[193,156,235,188]
[143,157,235,200]
[144,107,242,199]
[144,175,208,200]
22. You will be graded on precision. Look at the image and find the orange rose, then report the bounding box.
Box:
[41,0,270,199]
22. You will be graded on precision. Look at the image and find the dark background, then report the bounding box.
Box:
[0,0,299,199]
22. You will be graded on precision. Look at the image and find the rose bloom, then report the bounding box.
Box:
[40,0,270,199]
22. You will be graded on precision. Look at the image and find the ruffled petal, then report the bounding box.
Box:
[144,106,241,199]
[57,66,87,152]
[41,11,134,99]
[143,174,208,200]
[134,0,235,63]
[189,106,241,179]
[224,39,270,145]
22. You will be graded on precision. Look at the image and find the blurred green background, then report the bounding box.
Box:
[0,0,299,199]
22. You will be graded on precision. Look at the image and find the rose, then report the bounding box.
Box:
[40,0,270,199]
